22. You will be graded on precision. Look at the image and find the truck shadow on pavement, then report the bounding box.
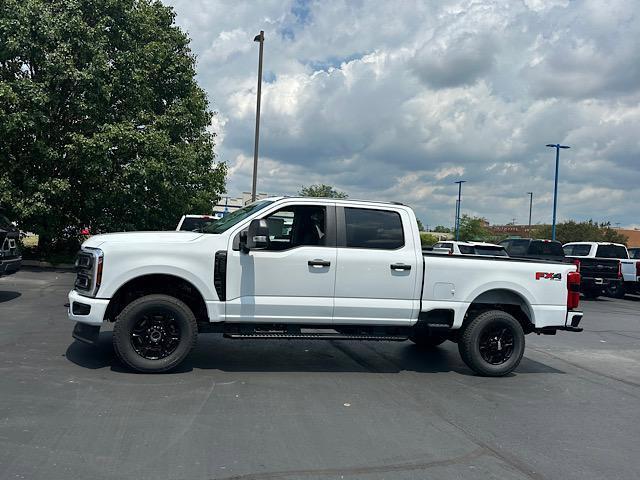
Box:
[65,332,565,377]
[0,291,21,303]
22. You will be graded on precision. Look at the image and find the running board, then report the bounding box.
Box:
[224,332,408,341]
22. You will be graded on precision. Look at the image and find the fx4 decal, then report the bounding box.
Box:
[536,272,562,281]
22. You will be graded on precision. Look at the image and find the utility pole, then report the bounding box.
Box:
[454,180,466,241]
[251,30,265,203]
[527,192,533,234]
[546,143,570,240]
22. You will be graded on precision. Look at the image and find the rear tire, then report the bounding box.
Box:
[113,294,197,373]
[409,333,447,348]
[605,283,625,299]
[458,310,525,377]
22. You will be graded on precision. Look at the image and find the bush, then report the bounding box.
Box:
[420,232,439,247]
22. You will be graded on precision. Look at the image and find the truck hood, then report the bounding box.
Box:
[83,231,206,248]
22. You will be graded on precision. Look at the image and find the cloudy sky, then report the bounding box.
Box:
[165,0,640,228]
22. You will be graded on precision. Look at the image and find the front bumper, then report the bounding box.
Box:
[0,256,21,275]
[67,289,109,326]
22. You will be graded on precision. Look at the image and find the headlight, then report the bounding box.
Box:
[74,248,104,297]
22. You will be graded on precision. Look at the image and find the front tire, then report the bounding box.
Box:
[458,310,525,377]
[113,294,197,373]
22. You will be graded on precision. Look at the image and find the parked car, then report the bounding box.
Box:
[432,241,508,257]
[176,214,222,232]
[562,242,634,299]
[0,213,22,276]
[69,197,582,377]
[499,238,566,262]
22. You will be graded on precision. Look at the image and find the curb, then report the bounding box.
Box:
[22,260,75,270]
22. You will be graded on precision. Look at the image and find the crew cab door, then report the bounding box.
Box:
[225,202,337,324]
[333,206,421,325]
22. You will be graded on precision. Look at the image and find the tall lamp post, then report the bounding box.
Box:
[546,143,570,240]
[527,192,533,234]
[454,180,466,241]
[251,30,265,203]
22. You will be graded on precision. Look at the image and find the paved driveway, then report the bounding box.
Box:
[1,268,639,479]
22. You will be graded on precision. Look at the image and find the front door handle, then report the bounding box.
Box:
[390,263,411,271]
[308,259,331,267]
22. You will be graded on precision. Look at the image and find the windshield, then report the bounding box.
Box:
[179,217,219,231]
[474,246,508,256]
[596,244,628,259]
[202,200,273,234]
[529,240,564,257]
[564,244,591,256]
[630,248,640,259]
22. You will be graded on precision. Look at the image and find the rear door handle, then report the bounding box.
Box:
[390,263,411,271]
[308,259,331,267]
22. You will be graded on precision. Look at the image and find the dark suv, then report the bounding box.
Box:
[498,238,566,262]
[0,213,22,275]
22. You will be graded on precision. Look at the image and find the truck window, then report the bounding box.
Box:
[529,240,564,257]
[630,249,640,259]
[458,245,475,254]
[474,246,508,256]
[264,205,326,250]
[505,239,529,256]
[344,208,404,249]
[595,244,628,259]
[204,200,273,234]
[563,244,591,256]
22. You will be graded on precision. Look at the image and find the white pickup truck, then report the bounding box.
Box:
[68,197,583,376]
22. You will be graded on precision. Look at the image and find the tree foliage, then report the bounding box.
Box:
[457,214,491,241]
[419,232,439,247]
[533,220,628,245]
[0,0,226,252]
[433,225,451,233]
[416,218,425,231]
[298,184,348,199]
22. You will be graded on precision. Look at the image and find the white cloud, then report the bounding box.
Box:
[165,0,640,228]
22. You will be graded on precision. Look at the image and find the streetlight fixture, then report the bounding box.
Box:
[251,30,265,203]
[546,143,570,241]
[454,180,466,241]
[527,192,533,234]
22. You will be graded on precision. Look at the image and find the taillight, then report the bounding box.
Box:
[573,258,581,272]
[636,262,640,278]
[617,261,622,279]
[567,271,580,310]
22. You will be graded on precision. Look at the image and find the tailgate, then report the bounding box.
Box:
[578,258,619,279]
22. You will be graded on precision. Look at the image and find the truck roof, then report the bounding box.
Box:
[262,196,407,207]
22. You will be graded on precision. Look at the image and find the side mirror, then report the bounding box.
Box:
[246,218,270,251]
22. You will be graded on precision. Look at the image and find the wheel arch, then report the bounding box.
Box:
[464,288,534,333]
[104,273,209,323]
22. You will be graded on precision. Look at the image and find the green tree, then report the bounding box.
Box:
[298,184,348,198]
[419,232,439,247]
[416,218,425,231]
[433,225,451,233]
[458,214,490,241]
[0,0,226,253]
[533,220,628,245]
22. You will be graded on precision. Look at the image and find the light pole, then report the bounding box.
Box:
[251,30,265,203]
[546,143,570,240]
[527,192,533,234]
[454,180,466,241]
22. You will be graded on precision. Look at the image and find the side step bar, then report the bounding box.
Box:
[224,332,408,341]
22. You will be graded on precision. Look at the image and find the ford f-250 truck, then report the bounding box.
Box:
[68,197,582,376]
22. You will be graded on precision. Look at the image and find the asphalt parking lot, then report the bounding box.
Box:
[1,269,639,480]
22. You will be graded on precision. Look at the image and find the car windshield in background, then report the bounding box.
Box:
[506,239,530,256]
[180,217,218,232]
[629,249,640,259]
[564,244,591,256]
[474,246,508,256]
[202,200,274,234]
[529,240,564,256]
[596,244,628,259]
